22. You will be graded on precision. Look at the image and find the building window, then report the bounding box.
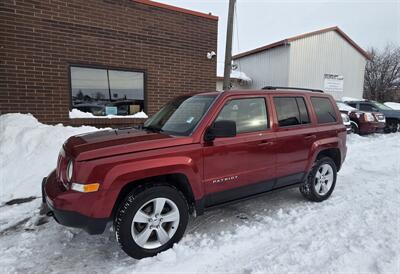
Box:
[311,97,337,124]
[70,66,145,116]
[216,98,268,133]
[274,97,310,127]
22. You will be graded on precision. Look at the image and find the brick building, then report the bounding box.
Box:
[0,0,218,127]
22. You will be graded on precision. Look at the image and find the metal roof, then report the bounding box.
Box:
[232,26,370,60]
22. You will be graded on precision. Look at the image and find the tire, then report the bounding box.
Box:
[384,119,399,133]
[300,157,337,202]
[350,121,359,134]
[114,185,189,259]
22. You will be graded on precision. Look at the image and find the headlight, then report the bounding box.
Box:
[364,113,375,122]
[59,146,65,157]
[341,113,350,122]
[66,160,73,182]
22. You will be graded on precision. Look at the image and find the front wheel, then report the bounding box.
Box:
[385,120,399,133]
[114,185,189,259]
[300,157,337,202]
[350,121,359,134]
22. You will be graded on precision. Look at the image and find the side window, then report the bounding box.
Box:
[359,103,373,112]
[296,98,310,124]
[216,98,268,134]
[311,97,337,124]
[274,97,310,127]
[347,102,357,108]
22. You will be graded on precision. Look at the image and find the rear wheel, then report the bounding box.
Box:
[300,157,337,202]
[114,185,189,259]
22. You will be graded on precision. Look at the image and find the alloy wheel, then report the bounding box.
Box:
[131,198,180,249]
[314,164,334,195]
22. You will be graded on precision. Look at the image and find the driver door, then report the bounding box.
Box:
[202,96,276,206]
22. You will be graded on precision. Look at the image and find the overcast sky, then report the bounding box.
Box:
[157,0,400,75]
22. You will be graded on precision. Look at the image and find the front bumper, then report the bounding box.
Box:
[42,174,108,235]
[359,122,384,134]
[345,124,352,134]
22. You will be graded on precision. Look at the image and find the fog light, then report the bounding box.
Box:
[71,183,100,193]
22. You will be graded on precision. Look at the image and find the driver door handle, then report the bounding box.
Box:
[304,134,316,140]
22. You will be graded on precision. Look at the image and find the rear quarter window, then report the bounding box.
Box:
[311,97,337,124]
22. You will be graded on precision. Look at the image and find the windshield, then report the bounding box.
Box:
[336,101,357,112]
[143,95,217,136]
[372,102,393,110]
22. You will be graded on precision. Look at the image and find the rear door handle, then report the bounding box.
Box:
[304,134,316,140]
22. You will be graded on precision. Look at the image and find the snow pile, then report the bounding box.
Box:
[342,96,365,102]
[0,114,399,273]
[69,108,148,119]
[0,113,99,204]
[384,102,400,110]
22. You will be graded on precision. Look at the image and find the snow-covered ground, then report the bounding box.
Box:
[0,114,399,274]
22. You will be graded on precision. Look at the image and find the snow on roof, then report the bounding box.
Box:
[342,97,365,102]
[384,102,400,110]
[217,64,253,83]
[336,101,357,112]
[230,70,252,82]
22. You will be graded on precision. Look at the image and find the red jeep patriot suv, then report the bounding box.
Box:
[42,88,347,259]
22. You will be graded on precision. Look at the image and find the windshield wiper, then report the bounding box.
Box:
[142,125,163,133]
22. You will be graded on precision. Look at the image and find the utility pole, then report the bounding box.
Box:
[223,0,236,90]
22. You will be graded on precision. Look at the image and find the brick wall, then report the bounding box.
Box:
[0,0,218,127]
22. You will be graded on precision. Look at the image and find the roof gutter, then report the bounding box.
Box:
[133,0,218,20]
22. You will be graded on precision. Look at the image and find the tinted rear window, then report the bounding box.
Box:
[311,97,337,124]
[274,97,310,127]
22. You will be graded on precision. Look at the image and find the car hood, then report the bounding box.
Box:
[381,109,400,118]
[65,128,194,161]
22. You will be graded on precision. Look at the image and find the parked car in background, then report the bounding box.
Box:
[74,99,144,116]
[340,112,352,133]
[384,102,400,110]
[336,101,385,135]
[344,100,400,133]
[42,88,347,259]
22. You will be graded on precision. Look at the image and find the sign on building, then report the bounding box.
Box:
[323,74,344,99]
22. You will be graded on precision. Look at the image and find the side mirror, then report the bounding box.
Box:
[204,120,236,142]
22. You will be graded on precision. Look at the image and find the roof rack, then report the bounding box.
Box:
[262,86,324,93]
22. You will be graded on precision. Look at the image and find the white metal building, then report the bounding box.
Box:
[232,26,370,99]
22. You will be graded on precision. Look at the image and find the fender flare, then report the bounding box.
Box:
[306,137,343,172]
[99,156,202,217]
